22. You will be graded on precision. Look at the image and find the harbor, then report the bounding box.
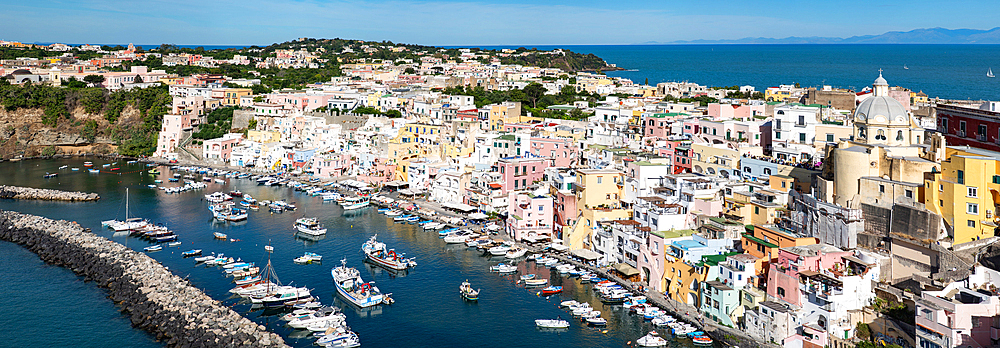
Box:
[0,157,719,348]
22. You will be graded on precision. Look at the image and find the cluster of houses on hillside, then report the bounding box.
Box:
[7,40,1000,348]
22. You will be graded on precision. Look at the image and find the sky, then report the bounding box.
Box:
[1,0,998,46]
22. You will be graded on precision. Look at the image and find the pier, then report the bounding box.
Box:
[0,185,100,201]
[0,211,289,348]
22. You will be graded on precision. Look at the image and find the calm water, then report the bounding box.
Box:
[0,159,698,348]
[476,44,1000,100]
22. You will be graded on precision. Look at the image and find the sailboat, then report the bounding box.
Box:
[989,68,995,78]
[248,242,311,308]
[102,188,149,233]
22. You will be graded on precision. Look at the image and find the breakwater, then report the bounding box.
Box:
[0,185,100,201]
[0,211,289,348]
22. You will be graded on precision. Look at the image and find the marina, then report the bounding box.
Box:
[0,158,714,348]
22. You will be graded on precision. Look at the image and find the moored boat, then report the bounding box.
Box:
[535,319,570,328]
[459,280,480,301]
[361,234,416,271]
[540,286,563,295]
[331,259,387,308]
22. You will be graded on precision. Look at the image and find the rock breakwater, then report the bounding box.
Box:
[0,185,100,201]
[0,211,289,348]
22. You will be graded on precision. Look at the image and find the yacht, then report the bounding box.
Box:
[295,218,328,236]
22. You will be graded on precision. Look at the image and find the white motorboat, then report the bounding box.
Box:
[443,231,475,244]
[559,300,580,308]
[636,331,668,347]
[505,247,527,259]
[295,218,327,236]
[288,307,345,329]
[586,317,608,326]
[488,243,512,256]
[341,196,370,210]
[280,308,317,321]
[535,319,570,328]
[490,263,517,273]
[523,278,548,287]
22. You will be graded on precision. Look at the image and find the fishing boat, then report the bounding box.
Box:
[143,245,162,252]
[83,161,93,167]
[459,280,480,301]
[182,249,202,257]
[88,169,100,173]
[294,218,327,236]
[540,286,563,295]
[535,319,570,328]
[691,335,713,345]
[331,259,388,308]
[361,235,416,271]
[636,331,668,347]
[214,232,228,240]
[294,252,323,264]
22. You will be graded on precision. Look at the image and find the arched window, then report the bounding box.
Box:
[896,130,904,141]
[858,126,867,139]
[777,287,785,297]
[876,129,887,141]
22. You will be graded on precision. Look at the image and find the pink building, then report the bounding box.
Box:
[496,156,548,193]
[312,153,353,178]
[766,244,851,307]
[708,103,754,120]
[202,133,243,162]
[506,192,554,242]
[529,137,578,168]
[917,283,1000,348]
[154,113,195,158]
[641,113,676,140]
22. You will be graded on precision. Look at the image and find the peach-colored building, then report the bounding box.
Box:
[154,113,195,158]
[496,156,548,193]
[529,137,578,168]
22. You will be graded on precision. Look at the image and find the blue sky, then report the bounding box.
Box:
[1,0,997,46]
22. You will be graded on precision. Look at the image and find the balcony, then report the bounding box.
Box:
[957,130,967,137]
[978,134,988,142]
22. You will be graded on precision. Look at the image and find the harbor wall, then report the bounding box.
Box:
[0,211,289,348]
[0,185,100,201]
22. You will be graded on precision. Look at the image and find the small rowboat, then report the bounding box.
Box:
[540,286,562,295]
[144,245,162,252]
[182,249,202,257]
[214,232,228,240]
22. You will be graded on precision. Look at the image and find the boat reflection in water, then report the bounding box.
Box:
[330,297,384,318]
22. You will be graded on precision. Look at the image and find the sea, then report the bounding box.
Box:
[0,160,699,348]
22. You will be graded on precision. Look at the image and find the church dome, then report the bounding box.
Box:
[854,95,908,125]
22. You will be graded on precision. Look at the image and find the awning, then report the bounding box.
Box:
[398,189,423,196]
[444,202,476,212]
[613,263,640,277]
[384,181,409,187]
[570,249,602,261]
[548,242,569,251]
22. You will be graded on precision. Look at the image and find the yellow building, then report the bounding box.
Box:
[222,88,252,107]
[486,102,522,131]
[924,146,1000,244]
[247,130,281,143]
[663,252,737,306]
[565,169,630,249]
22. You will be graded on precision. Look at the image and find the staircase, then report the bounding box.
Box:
[176,130,201,161]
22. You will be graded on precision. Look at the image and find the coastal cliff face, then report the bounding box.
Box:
[0,211,289,348]
[0,107,120,158]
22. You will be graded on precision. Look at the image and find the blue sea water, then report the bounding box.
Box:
[0,160,699,348]
[477,44,1000,101]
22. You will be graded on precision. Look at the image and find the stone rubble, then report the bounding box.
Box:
[0,211,289,348]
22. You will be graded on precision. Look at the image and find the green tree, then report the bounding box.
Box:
[64,77,87,88]
[404,67,415,74]
[855,341,876,348]
[559,85,576,96]
[523,82,546,108]
[83,75,105,85]
[134,75,143,83]
[385,110,402,118]
[80,120,99,143]
[855,322,871,341]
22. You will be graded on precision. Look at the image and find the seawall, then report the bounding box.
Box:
[0,185,100,201]
[0,211,289,348]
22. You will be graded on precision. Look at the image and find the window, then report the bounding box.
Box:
[968,203,979,215]
[826,134,834,142]
[994,175,1000,184]
[597,176,602,184]
[879,185,885,193]
[777,287,785,297]
[940,200,944,207]
[905,190,913,198]
[781,182,787,188]
[940,184,944,191]
[968,187,978,198]
[957,170,965,184]
[798,115,805,125]
[538,205,543,212]
[775,131,781,140]
[799,133,806,142]
[776,119,782,130]
[968,220,977,228]
[754,206,760,215]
